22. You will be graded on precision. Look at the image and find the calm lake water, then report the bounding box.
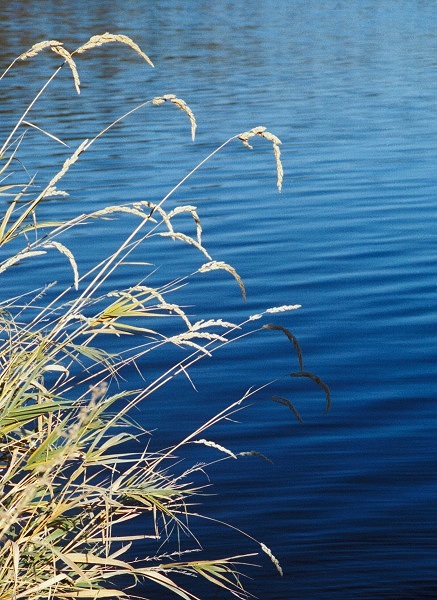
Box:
[1,1,436,598]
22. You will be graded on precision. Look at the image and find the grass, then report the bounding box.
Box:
[0,34,329,599]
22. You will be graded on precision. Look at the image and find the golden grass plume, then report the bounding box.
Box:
[238,126,283,191]
[75,32,154,67]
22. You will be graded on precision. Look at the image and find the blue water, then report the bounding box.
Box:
[1,1,436,598]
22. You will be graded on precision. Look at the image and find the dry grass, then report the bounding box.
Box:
[238,126,283,191]
[0,35,329,600]
[152,95,197,141]
[75,32,155,67]
[198,261,246,301]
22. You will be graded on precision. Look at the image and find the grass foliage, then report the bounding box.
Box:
[0,34,329,599]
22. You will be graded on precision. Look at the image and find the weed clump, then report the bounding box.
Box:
[0,34,328,599]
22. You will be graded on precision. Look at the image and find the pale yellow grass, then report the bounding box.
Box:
[198,260,247,301]
[153,94,197,141]
[0,33,332,600]
[75,32,154,68]
[238,126,283,191]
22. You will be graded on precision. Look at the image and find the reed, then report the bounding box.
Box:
[0,35,329,599]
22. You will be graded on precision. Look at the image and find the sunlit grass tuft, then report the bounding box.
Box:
[0,35,329,599]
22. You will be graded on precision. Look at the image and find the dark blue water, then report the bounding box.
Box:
[1,1,436,598]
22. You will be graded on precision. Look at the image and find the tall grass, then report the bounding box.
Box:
[0,34,329,599]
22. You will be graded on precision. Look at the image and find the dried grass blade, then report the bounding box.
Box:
[167,337,212,356]
[0,250,46,275]
[12,540,19,591]
[257,129,283,190]
[265,304,301,313]
[21,120,69,147]
[0,40,62,80]
[170,97,197,141]
[62,591,128,598]
[168,205,202,244]
[192,563,243,594]
[158,231,211,259]
[198,261,246,301]
[273,142,283,191]
[45,546,92,584]
[64,552,133,570]
[191,318,238,331]
[259,130,282,146]
[90,204,151,220]
[137,570,198,600]
[17,40,64,61]
[46,139,88,190]
[192,439,237,459]
[260,542,283,576]
[152,95,197,141]
[75,32,154,67]
[15,573,69,598]
[237,126,266,149]
[237,126,283,191]
[0,201,16,243]
[43,241,79,290]
[50,45,81,94]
